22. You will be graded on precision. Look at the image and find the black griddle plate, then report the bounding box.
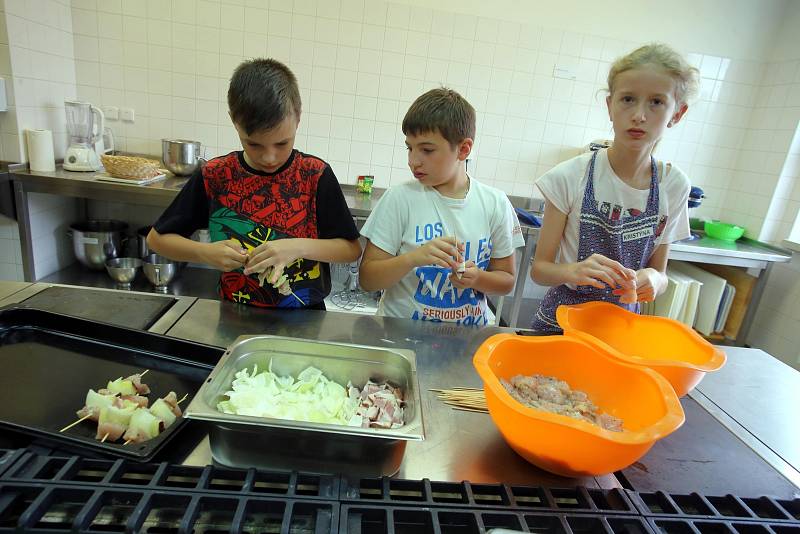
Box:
[19,286,175,330]
[0,306,223,462]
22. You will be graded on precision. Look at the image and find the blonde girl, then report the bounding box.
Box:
[530,43,700,333]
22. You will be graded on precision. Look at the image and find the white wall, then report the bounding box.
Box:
[6,0,76,160]
[0,0,79,281]
[745,0,800,367]
[0,4,23,282]
[66,0,780,211]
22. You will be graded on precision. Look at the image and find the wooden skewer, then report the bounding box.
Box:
[177,393,188,404]
[60,413,92,432]
[101,432,109,443]
[123,439,133,445]
[289,290,305,305]
[451,405,489,414]
[430,387,488,413]
[140,369,149,377]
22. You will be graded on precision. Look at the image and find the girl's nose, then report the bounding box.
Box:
[633,104,647,122]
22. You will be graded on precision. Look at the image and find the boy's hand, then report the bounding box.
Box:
[449,260,478,289]
[408,237,463,269]
[199,240,248,271]
[244,239,302,284]
[568,253,635,289]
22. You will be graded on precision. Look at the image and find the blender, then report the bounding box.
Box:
[63,100,104,171]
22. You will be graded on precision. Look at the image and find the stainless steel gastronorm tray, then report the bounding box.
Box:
[184,335,424,477]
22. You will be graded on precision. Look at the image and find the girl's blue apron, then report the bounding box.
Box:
[532,150,660,333]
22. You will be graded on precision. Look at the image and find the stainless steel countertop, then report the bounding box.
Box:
[162,295,799,492]
[165,297,615,488]
[672,235,792,266]
[0,281,30,301]
[11,163,789,261]
[692,346,800,487]
[1,280,798,494]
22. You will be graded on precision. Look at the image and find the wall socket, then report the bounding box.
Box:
[103,106,119,120]
[120,108,135,122]
[552,65,577,80]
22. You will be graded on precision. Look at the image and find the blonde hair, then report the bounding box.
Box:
[607,43,700,106]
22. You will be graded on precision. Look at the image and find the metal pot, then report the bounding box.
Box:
[162,139,202,176]
[137,226,153,258]
[69,220,128,270]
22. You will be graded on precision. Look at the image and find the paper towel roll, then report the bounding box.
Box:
[26,129,56,172]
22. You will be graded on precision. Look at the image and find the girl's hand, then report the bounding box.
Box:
[449,260,478,289]
[632,268,661,302]
[408,237,464,269]
[198,240,248,271]
[568,253,636,289]
[244,239,301,284]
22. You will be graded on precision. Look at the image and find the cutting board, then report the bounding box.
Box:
[669,261,726,336]
[695,263,757,339]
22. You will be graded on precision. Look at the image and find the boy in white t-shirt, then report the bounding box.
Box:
[530,43,698,332]
[359,88,525,326]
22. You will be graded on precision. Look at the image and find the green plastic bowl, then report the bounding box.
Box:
[704,220,745,242]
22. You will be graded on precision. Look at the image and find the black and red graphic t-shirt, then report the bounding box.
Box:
[154,150,359,308]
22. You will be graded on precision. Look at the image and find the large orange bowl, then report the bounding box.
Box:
[556,302,726,397]
[473,334,685,477]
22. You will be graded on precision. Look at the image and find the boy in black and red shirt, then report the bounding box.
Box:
[148,58,361,309]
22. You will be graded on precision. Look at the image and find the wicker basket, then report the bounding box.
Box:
[100,155,162,180]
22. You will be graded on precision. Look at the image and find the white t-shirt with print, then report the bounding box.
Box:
[536,149,690,288]
[361,177,525,326]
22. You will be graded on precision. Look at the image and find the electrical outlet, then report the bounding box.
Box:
[120,107,135,122]
[103,106,119,120]
[552,65,577,80]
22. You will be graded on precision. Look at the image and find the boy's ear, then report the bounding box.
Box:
[457,138,473,161]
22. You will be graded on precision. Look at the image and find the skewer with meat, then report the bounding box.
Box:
[122,409,161,443]
[96,397,138,441]
[149,391,182,429]
[75,389,117,423]
[124,392,187,444]
[105,372,151,396]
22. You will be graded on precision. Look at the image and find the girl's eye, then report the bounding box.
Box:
[622,96,634,103]
[651,99,664,106]
[423,149,434,154]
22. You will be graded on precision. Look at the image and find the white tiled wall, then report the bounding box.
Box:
[750,252,800,368]
[0,214,23,281]
[0,0,80,281]
[26,191,79,279]
[0,6,23,282]
[67,0,767,207]
[719,58,800,241]
[5,0,76,160]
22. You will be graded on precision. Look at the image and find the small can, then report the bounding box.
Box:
[356,175,374,194]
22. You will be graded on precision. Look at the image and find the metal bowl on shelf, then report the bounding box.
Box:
[69,219,128,270]
[142,254,178,293]
[105,257,142,290]
[162,139,202,176]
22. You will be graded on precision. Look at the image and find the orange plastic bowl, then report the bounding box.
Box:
[557,302,726,397]
[473,334,685,477]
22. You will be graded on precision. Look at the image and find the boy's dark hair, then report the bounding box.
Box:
[227,58,302,135]
[402,87,476,147]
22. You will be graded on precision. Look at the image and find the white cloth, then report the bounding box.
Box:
[536,149,690,285]
[361,176,525,326]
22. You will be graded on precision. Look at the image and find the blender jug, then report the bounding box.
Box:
[64,100,104,171]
